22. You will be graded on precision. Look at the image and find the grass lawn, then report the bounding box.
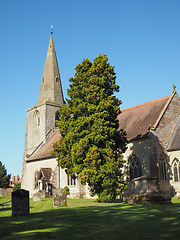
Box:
[0,197,180,240]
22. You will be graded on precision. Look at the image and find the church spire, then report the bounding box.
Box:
[37,30,64,105]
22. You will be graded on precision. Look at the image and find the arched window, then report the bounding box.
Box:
[172,159,180,182]
[159,154,168,180]
[55,110,60,127]
[129,155,142,180]
[34,110,40,127]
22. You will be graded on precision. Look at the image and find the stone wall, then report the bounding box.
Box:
[0,188,13,197]
[123,135,156,181]
[22,156,91,198]
[22,157,58,197]
[21,102,61,190]
[155,93,180,149]
[168,150,180,196]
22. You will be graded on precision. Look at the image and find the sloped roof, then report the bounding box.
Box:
[40,168,52,180]
[167,117,180,151]
[27,93,175,161]
[27,129,60,161]
[117,94,174,141]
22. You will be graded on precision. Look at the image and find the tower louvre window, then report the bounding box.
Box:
[55,76,59,82]
[34,110,40,127]
[55,110,60,127]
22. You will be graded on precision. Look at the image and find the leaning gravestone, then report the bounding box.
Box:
[12,189,29,216]
[53,188,67,207]
[33,192,41,201]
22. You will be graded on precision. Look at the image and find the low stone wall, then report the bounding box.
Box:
[123,176,172,204]
[0,188,13,197]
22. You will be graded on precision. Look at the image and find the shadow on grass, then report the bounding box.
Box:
[1,201,180,240]
[0,207,11,212]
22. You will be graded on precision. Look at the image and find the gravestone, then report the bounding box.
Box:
[33,192,41,201]
[53,188,67,207]
[12,189,29,216]
[39,190,46,198]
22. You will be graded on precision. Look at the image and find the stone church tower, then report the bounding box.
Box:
[21,31,65,189]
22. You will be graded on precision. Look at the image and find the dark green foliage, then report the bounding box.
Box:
[0,161,10,188]
[13,182,21,192]
[53,54,127,202]
[64,186,70,196]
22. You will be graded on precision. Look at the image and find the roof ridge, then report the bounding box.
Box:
[121,94,173,112]
[152,92,176,130]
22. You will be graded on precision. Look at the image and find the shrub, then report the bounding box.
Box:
[64,186,70,196]
[13,182,21,191]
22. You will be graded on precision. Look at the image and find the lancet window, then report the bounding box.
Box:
[159,154,168,180]
[172,159,180,182]
[34,110,40,127]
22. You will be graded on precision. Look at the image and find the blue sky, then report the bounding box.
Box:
[0,0,179,177]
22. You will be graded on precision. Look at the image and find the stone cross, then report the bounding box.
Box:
[51,25,53,34]
[172,84,176,92]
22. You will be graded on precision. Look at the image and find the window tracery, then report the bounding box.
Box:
[172,159,180,182]
[129,155,142,180]
[159,154,168,180]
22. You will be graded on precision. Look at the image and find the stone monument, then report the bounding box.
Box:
[33,192,41,201]
[53,188,67,207]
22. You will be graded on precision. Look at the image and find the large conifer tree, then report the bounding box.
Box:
[0,161,10,188]
[53,54,127,202]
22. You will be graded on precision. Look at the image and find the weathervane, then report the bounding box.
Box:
[172,84,176,93]
[51,25,53,34]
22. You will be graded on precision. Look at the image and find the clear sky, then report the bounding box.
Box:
[0,0,179,177]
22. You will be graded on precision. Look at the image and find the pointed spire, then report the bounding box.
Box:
[37,30,64,105]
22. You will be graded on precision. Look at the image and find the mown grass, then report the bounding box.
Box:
[0,197,11,204]
[0,197,180,240]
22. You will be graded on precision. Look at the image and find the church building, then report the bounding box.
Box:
[21,31,180,202]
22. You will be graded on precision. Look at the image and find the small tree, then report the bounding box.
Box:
[0,161,11,188]
[53,54,127,202]
[13,182,21,191]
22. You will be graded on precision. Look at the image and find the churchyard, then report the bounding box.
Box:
[0,196,180,240]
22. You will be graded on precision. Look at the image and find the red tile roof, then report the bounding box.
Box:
[117,94,173,140]
[40,168,52,181]
[27,94,174,161]
[27,129,60,161]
